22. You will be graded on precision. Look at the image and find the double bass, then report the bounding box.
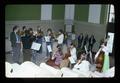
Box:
[63,47,71,60]
[95,48,105,72]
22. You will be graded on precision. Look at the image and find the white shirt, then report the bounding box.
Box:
[69,47,77,64]
[45,35,51,42]
[73,60,90,72]
[57,34,64,44]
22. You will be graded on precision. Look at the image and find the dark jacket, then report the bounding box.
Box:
[89,36,96,45]
[21,35,31,49]
[10,32,17,47]
[78,35,84,43]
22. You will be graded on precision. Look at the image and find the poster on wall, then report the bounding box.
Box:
[106,32,114,53]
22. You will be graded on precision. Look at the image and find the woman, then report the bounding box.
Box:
[52,45,63,66]
[72,51,90,73]
[68,43,77,68]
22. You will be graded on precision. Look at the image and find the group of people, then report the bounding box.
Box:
[9,25,110,73]
[10,25,65,64]
[77,33,96,52]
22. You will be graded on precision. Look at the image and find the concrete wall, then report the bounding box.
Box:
[75,21,106,51]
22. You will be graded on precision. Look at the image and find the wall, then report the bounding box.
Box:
[52,5,65,20]
[5,5,41,20]
[75,21,106,51]
[5,4,108,24]
[5,4,108,52]
[5,20,64,39]
[74,5,89,22]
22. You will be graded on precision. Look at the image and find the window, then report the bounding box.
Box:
[108,5,115,23]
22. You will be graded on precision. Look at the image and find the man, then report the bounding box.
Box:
[77,33,84,49]
[21,30,32,62]
[10,25,21,64]
[88,35,96,51]
[82,34,89,50]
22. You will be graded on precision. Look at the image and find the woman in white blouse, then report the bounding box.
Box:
[56,29,64,49]
[68,43,77,68]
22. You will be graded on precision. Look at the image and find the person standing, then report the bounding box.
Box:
[77,33,84,49]
[88,35,96,52]
[21,26,27,37]
[68,43,77,69]
[82,34,89,50]
[21,30,32,62]
[36,26,44,54]
[10,25,21,64]
[56,29,64,49]
[45,28,53,57]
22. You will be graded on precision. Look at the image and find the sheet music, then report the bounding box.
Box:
[31,42,41,51]
[47,45,52,53]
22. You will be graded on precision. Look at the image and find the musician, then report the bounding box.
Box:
[35,26,44,54]
[21,26,27,37]
[45,28,53,57]
[51,45,63,67]
[56,29,64,49]
[21,30,32,62]
[63,32,68,46]
[68,43,77,69]
[72,51,90,73]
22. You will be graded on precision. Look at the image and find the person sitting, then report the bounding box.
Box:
[52,45,63,67]
[46,45,63,68]
[68,43,77,69]
[72,51,90,73]
[35,26,44,54]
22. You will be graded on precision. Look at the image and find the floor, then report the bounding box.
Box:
[5,41,115,68]
[5,42,68,66]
